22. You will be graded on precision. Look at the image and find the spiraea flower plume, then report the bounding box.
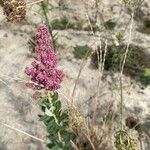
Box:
[25,25,64,97]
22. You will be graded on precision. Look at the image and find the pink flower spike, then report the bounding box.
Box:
[24,25,64,95]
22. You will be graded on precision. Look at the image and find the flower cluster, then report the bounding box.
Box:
[25,25,64,96]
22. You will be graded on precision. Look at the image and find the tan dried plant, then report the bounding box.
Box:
[114,130,139,150]
[67,106,85,130]
[2,0,26,22]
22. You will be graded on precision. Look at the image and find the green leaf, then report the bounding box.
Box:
[47,118,56,130]
[54,100,61,112]
[51,145,62,150]
[144,68,150,77]
[61,131,71,142]
[38,92,71,149]
[45,107,53,116]
[37,96,49,107]
[39,115,51,125]
[48,123,59,134]
[51,92,59,102]
[47,142,62,150]
[60,112,68,121]
[39,115,50,122]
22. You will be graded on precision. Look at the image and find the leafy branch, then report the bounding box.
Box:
[38,92,71,150]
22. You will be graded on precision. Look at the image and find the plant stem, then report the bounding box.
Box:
[41,1,51,33]
[18,0,44,8]
[47,91,63,143]
[120,76,124,130]
[120,11,134,130]
[0,122,45,143]
[26,0,44,6]
[41,1,56,50]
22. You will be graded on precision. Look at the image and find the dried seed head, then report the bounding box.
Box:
[67,107,85,130]
[123,0,134,6]
[2,0,26,22]
[114,130,139,150]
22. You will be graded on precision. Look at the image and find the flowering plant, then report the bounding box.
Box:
[25,25,71,149]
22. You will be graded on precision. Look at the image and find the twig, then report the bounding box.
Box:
[0,122,46,143]
[70,140,80,150]
[40,1,57,50]
[41,1,51,33]
[86,14,108,125]
[101,40,108,75]
[17,0,44,9]
[120,10,134,130]
[0,78,9,88]
[26,0,44,6]
[71,14,104,104]
[71,57,87,103]
[83,132,96,150]
[47,91,63,143]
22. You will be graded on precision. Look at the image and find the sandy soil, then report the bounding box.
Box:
[0,0,150,149]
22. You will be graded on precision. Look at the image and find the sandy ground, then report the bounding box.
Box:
[0,0,150,149]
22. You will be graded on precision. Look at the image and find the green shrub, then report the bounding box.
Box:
[73,45,92,59]
[91,44,150,86]
[104,19,116,30]
[50,17,74,30]
[144,19,150,28]
[84,25,100,32]
[50,17,85,30]
[140,68,150,86]
[137,19,150,34]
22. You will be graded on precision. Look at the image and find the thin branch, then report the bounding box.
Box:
[86,14,108,125]
[120,11,134,76]
[71,13,105,104]
[120,10,134,130]
[26,0,44,6]
[0,122,46,143]
[71,57,87,103]
[70,140,80,150]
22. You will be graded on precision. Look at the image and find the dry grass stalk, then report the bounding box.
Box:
[115,9,139,150]
[86,14,108,125]
[0,122,45,143]
[71,12,102,104]
[26,0,44,6]
[120,10,134,130]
